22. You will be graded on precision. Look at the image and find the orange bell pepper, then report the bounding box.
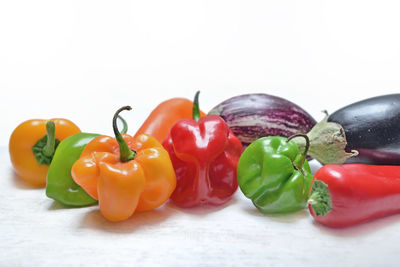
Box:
[9,118,80,187]
[71,106,176,222]
[134,95,206,143]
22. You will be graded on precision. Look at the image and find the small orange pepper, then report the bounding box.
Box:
[134,95,206,143]
[9,118,80,187]
[71,106,176,222]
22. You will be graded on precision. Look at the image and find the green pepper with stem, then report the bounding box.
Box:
[237,134,313,213]
[45,116,128,207]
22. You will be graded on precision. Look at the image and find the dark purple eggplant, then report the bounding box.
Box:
[297,94,400,165]
[208,93,316,147]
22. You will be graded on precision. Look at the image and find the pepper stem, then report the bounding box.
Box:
[192,91,201,121]
[32,121,60,165]
[113,106,136,162]
[308,180,332,216]
[287,133,310,170]
[117,115,128,134]
[42,121,57,157]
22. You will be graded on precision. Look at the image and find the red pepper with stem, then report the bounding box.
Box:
[162,91,243,208]
[308,164,400,228]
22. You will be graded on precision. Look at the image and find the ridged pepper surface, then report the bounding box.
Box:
[163,92,243,208]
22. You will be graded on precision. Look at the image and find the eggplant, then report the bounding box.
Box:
[295,94,400,165]
[208,93,316,147]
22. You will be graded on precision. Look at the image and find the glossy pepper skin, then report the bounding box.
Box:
[237,135,313,213]
[71,107,176,222]
[46,116,128,207]
[9,118,80,187]
[134,97,206,143]
[162,92,243,208]
[309,165,400,228]
[46,133,99,206]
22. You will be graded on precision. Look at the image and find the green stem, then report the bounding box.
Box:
[192,91,201,121]
[308,180,332,216]
[42,121,57,157]
[287,133,310,169]
[113,106,136,162]
[117,115,128,134]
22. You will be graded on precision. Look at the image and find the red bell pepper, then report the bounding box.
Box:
[308,164,400,228]
[162,92,243,208]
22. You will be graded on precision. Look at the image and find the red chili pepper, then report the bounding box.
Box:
[162,92,243,208]
[308,164,400,228]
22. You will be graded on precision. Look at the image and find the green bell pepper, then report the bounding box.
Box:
[45,116,128,207]
[237,134,313,213]
[46,133,99,206]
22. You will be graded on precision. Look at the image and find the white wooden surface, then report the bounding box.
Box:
[1,147,400,267]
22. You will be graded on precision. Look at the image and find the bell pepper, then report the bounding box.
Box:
[9,118,81,187]
[46,116,128,207]
[309,164,400,228]
[237,134,313,213]
[162,92,243,208]
[134,94,206,143]
[71,106,176,222]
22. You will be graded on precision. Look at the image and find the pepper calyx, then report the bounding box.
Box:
[292,115,358,165]
[32,121,60,165]
[308,180,332,216]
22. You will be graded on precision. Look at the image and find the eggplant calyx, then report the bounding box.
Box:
[292,116,358,165]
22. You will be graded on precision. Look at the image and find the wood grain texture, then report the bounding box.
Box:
[1,147,399,267]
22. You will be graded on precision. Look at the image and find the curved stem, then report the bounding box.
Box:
[192,91,201,121]
[42,121,56,157]
[117,115,128,134]
[287,133,310,170]
[113,106,136,162]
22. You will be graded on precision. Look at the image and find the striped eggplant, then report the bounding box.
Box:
[294,94,400,165]
[208,94,316,147]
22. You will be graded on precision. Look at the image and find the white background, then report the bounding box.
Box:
[1,0,400,144]
[1,1,400,266]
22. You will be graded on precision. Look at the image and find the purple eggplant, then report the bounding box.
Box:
[208,93,316,147]
[298,94,400,165]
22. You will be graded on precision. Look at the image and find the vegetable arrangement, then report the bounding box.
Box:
[46,116,128,207]
[8,92,400,229]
